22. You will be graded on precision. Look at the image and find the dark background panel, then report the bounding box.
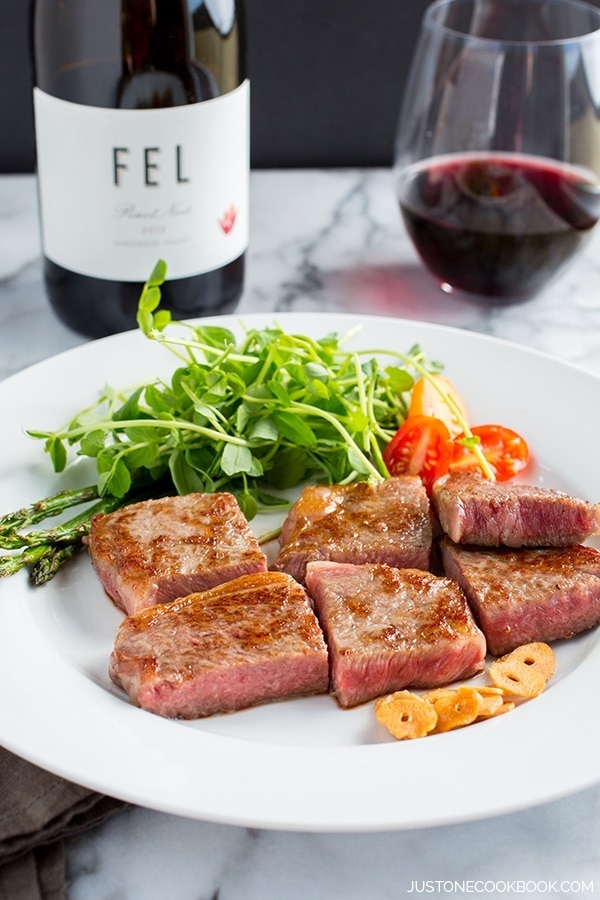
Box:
[245,1,432,167]
[0,0,36,172]
[0,0,431,173]
[4,0,600,173]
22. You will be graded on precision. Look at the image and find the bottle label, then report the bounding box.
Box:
[33,81,249,282]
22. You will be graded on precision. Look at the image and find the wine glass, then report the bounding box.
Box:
[394,0,600,302]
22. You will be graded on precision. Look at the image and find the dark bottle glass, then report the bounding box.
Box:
[32,0,248,338]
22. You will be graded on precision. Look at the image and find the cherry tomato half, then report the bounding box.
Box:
[383,415,453,494]
[408,374,470,439]
[450,424,530,481]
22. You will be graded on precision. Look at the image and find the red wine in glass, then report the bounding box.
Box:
[398,153,600,300]
[394,0,600,302]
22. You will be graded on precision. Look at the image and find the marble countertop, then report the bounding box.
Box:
[1,170,600,898]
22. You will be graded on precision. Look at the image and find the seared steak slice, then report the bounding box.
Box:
[272,476,432,583]
[432,473,599,547]
[440,537,600,656]
[305,561,486,708]
[109,571,329,718]
[88,493,267,615]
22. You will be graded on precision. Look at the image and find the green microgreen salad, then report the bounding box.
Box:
[0,260,502,585]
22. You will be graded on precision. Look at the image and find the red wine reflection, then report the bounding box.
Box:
[398,153,600,299]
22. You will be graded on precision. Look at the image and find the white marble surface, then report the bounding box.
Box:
[1,170,600,897]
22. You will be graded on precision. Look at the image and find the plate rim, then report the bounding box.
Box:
[1,310,599,833]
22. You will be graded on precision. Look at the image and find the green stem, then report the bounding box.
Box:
[148,329,258,366]
[30,543,83,586]
[290,400,385,481]
[0,495,123,550]
[0,543,54,578]
[258,525,283,544]
[0,495,125,579]
[46,416,250,449]
[0,485,100,536]
[359,346,496,481]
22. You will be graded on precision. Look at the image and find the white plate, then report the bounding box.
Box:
[0,312,598,833]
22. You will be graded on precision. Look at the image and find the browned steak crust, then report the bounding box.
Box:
[272,476,432,583]
[305,560,486,708]
[87,493,268,615]
[109,571,330,718]
[433,473,599,548]
[440,537,600,655]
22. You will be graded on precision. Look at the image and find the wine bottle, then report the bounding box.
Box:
[31,0,248,338]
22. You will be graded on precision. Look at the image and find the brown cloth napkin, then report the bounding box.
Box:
[0,746,126,900]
